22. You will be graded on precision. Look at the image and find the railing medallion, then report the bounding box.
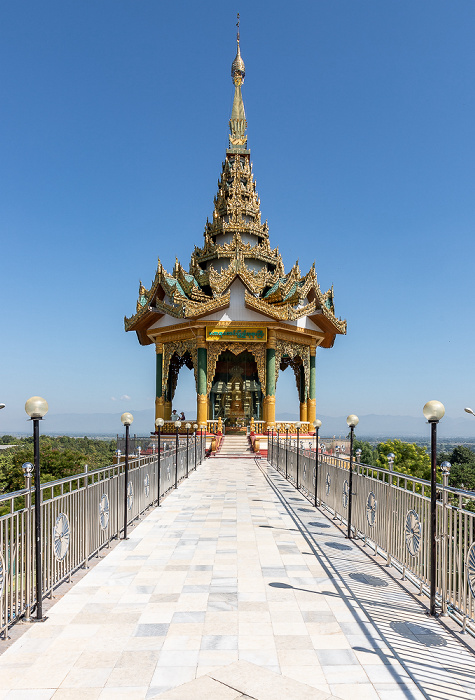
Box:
[144,473,150,497]
[467,542,475,598]
[405,509,422,556]
[0,552,4,595]
[99,494,110,530]
[53,513,70,561]
[325,472,331,495]
[342,480,349,509]
[366,491,377,527]
[127,482,134,511]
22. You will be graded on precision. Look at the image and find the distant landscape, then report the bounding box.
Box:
[2,409,475,442]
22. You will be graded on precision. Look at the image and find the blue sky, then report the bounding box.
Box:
[1,1,475,434]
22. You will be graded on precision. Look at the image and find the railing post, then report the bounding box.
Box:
[84,464,90,568]
[157,426,161,505]
[186,425,189,478]
[314,425,319,507]
[285,427,289,480]
[296,424,300,489]
[194,428,197,471]
[175,426,179,489]
[22,463,33,622]
[440,462,451,615]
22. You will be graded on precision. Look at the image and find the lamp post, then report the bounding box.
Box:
[346,414,359,539]
[295,422,302,489]
[185,423,191,477]
[312,419,322,507]
[25,396,48,620]
[276,427,280,470]
[200,425,204,462]
[193,423,198,470]
[423,400,445,616]
[121,412,134,539]
[285,424,289,479]
[155,418,164,506]
[174,420,181,488]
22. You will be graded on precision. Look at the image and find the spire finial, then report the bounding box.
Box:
[229,14,247,150]
[231,13,245,86]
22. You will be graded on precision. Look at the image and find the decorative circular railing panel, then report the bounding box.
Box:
[127,482,134,511]
[467,542,475,598]
[325,473,331,495]
[0,552,4,595]
[53,513,70,561]
[405,510,422,556]
[312,466,316,487]
[342,480,349,509]
[99,493,109,530]
[366,491,377,527]
[144,474,150,497]
[167,465,171,481]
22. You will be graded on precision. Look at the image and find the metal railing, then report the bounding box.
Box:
[268,436,475,636]
[0,437,205,638]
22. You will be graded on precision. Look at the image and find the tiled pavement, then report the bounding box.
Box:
[0,457,474,699]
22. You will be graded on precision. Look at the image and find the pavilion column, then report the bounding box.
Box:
[299,364,307,422]
[155,342,165,423]
[164,369,172,420]
[196,329,208,429]
[264,329,276,429]
[307,346,316,425]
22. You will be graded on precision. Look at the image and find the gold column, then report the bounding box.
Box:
[196,328,208,428]
[307,345,316,424]
[265,329,276,430]
[164,402,172,420]
[300,402,308,422]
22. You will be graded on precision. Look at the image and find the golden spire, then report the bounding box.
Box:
[229,13,247,150]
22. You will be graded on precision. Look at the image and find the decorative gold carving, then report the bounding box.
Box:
[275,339,310,391]
[162,340,198,396]
[206,342,266,395]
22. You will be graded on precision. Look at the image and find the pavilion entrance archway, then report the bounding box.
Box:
[209,349,264,427]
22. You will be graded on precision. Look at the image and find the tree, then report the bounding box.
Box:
[439,445,475,491]
[376,439,431,480]
[353,439,377,466]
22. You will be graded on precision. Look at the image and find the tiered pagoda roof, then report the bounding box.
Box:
[125,28,346,348]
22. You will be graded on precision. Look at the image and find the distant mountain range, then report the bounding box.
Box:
[3,409,475,439]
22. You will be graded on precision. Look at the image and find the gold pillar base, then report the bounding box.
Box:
[164,401,172,420]
[307,398,316,425]
[300,402,308,423]
[197,394,208,430]
[265,395,276,431]
[155,396,165,423]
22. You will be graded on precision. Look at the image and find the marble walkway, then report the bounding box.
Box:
[0,456,474,699]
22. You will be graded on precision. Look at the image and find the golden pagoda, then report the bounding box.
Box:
[125,23,346,431]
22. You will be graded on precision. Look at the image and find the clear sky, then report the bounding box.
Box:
[1,1,475,434]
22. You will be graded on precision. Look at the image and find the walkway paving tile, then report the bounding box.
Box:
[0,457,474,699]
